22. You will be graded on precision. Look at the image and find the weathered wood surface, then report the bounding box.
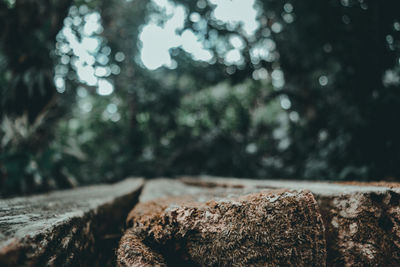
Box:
[2,176,400,267]
[0,178,144,267]
[117,179,327,266]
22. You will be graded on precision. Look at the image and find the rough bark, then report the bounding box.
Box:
[180,176,400,267]
[3,177,399,266]
[318,190,400,267]
[117,180,326,267]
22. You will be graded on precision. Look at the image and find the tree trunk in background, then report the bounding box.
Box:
[0,0,72,123]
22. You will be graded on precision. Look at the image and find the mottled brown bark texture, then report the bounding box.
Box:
[117,180,326,267]
[318,190,400,266]
[178,177,400,267]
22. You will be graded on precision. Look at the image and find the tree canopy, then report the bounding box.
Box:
[1,0,400,196]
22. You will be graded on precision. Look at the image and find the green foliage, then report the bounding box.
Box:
[1,0,400,196]
[0,0,78,196]
[0,113,81,194]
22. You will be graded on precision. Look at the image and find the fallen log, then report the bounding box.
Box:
[0,178,144,267]
[181,176,400,266]
[117,180,327,266]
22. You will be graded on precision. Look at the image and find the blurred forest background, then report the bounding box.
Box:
[1,0,400,196]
